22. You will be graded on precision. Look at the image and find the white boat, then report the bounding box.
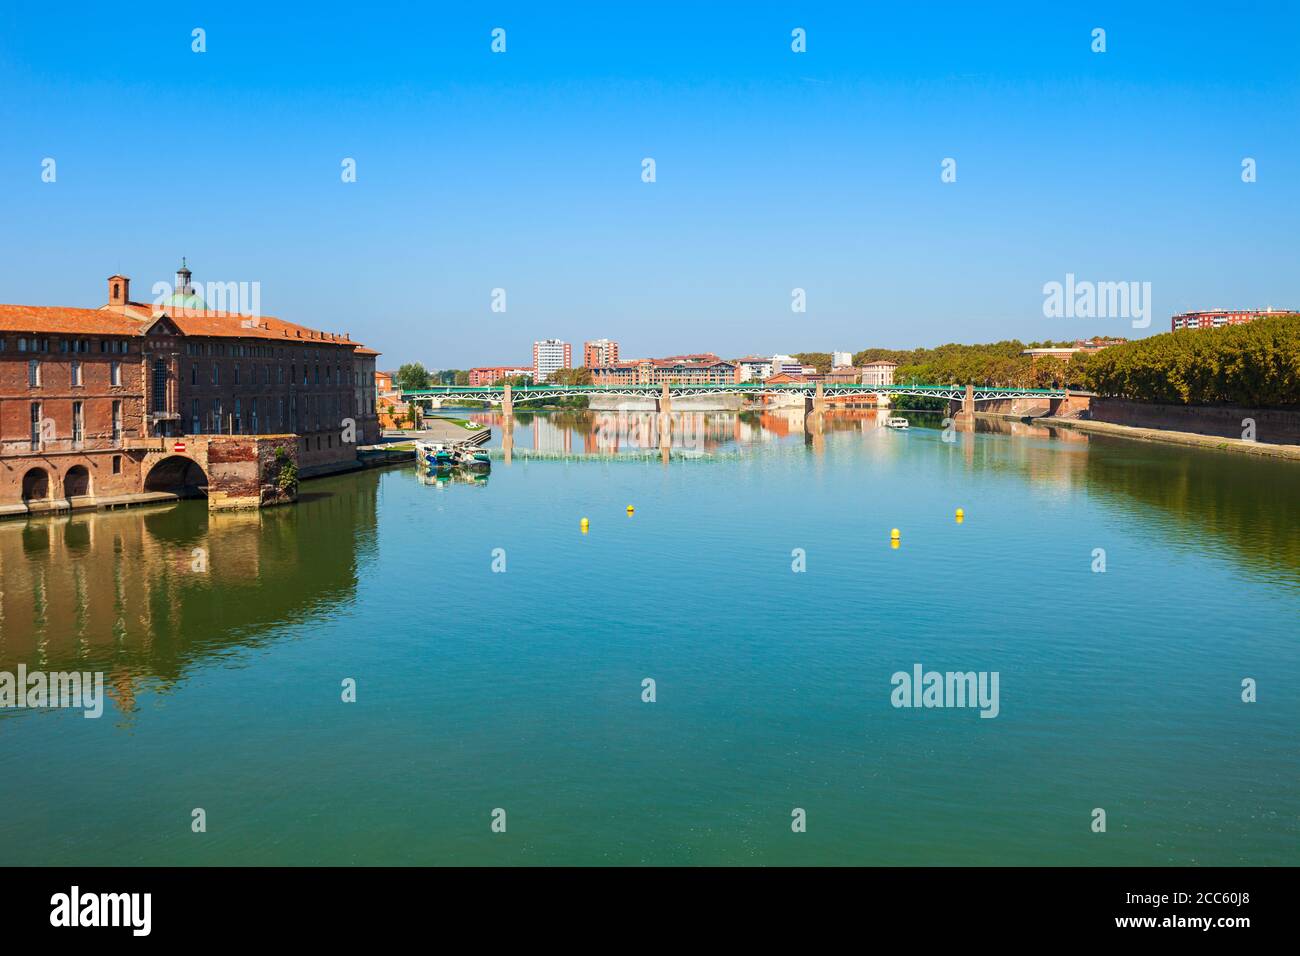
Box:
[886,417,910,430]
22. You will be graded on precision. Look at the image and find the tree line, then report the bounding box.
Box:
[849,340,1097,390]
[1082,314,1300,406]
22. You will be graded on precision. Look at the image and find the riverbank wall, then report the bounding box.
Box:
[978,397,1051,417]
[1085,398,1300,446]
[1040,415,1300,461]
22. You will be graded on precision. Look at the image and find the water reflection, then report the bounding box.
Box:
[454,406,1300,586]
[469,405,924,458]
[0,479,377,714]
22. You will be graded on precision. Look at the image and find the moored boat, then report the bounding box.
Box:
[886,417,910,430]
[414,440,456,471]
[416,439,490,475]
[451,445,491,472]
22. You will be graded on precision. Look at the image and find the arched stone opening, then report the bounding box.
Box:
[144,456,208,498]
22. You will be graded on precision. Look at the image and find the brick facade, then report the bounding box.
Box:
[0,268,380,511]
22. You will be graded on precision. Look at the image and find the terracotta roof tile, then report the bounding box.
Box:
[0,300,374,354]
[0,304,146,336]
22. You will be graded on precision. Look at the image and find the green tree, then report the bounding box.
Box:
[395,362,430,391]
[794,352,833,374]
[549,367,593,386]
[1083,315,1300,406]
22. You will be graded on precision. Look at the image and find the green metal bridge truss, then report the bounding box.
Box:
[403,383,1069,404]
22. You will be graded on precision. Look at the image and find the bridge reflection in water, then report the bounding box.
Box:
[483,405,969,464]
[474,406,1300,586]
[472,405,1073,464]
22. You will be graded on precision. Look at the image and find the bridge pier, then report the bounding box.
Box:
[1047,389,1090,419]
[804,380,827,416]
[951,383,974,423]
[656,382,673,414]
[501,383,513,419]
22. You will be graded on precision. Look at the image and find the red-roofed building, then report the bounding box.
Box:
[1170,309,1294,332]
[0,264,380,510]
[590,355,737,386]
[469,365,534,386]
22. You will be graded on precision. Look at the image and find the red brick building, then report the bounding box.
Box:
[582,339,619,368]
[0,266,380,511]
[1170,309,1294,332]
[468,365,533,386]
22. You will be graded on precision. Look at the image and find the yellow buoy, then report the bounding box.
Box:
[890,528,900,540]
[955,508,964,522]
[580,517,589,531]
[626,505,635,514]
[890,539,900,550]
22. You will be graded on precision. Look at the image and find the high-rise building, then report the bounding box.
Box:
[832,351,852,368]
[532,339,572,381]
[583,339,619,367]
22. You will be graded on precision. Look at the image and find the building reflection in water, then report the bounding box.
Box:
[431,403,1300,591]
[0,480,377,718]
[477,406,913,457]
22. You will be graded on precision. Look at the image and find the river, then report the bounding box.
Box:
[1,408,1296,865]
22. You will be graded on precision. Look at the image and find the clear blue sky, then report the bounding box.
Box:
[1,2,1296,369]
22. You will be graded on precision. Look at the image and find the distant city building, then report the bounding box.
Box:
[1021,338,1124,365]
[532,339,572,382]
[832,351,853,368]
[734,356,774,381]
[861,361,898,387]
[590,355,736,386]
[375,370,396,394]
[823,366,860,383]
[771,354,803,376]
[469,365,533,386]
[1021,347,1081,361]
[582,339,620,367]
[1170,309,1294,332]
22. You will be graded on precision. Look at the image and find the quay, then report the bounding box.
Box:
[1036,416,1300,461]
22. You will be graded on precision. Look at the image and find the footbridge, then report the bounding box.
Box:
[404,382,1083,418]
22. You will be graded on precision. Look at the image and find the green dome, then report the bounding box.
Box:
[162,289,206,310]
